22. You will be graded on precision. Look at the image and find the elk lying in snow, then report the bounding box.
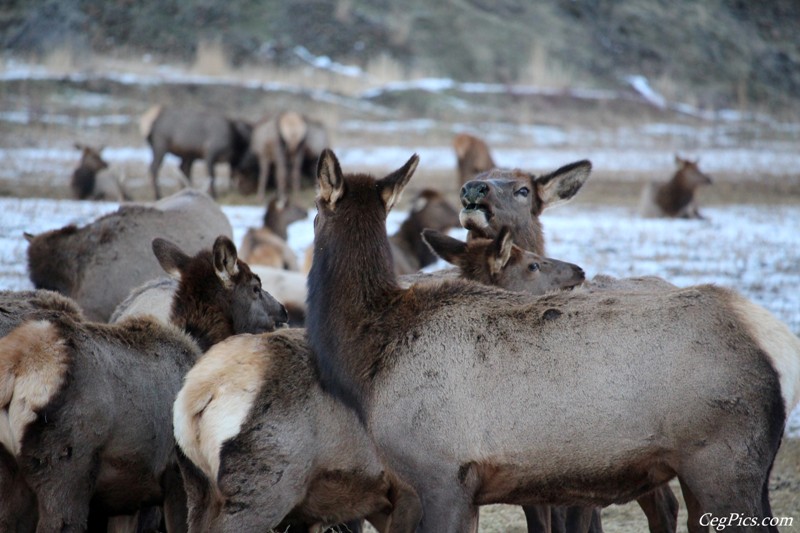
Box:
[453,133,496,186]
[306,149,799,533]
[173,328,421,533]
[70,144,130,201]
[421,228,585,294]
[0,236,288,532]
[140,105,255,199]
[638,155,712,219]
[389,189,460,275]
[239,197,307,270]
[250,111,309,202]
[25,188,232,322]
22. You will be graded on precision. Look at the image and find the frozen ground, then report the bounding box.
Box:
[1,194,798,437]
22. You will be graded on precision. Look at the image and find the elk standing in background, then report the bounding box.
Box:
[70,143,130,201]
[453,133,496,186]
[140,105,254,199]
[250,111,308,202]
[638,155,712,219]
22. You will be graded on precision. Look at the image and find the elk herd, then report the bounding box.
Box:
[3,106,797,533]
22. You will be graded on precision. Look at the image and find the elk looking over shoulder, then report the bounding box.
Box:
[306,148,797,533]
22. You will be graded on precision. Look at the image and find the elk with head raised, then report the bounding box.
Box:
[70,144,130,201]
[638,155,712,219]
[0,236,287,532]
[306,148,798,533]
[140,105,254,199]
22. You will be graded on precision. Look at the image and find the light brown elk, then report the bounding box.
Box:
[25,188,232,322]
[173,328,420,533]
[460,166,680,533]
[70,144,130,201]
[422,227,585,294]
[140,105,254,199]
[0,236,287,533]
[239,197,307,270]
[638,155,712,219]
[250,111,308,202]
[453,133,496,186]
[306,149,798,533]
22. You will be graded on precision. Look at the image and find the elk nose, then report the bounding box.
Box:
[461,181,489,206]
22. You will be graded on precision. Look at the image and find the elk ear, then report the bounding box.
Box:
[489,227,514,276]
[153,238,191,280]
[379,154,419,213]
[74,142,84,151]
[316,148,344,208]
[421,229,467,265]
[23,232,35,243]
[534,160,591,213]
[213,235,239,286]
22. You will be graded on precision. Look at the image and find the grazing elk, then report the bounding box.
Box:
[306,149,798,533]
[453,133,496,186]
[239,197,307,270]
[250,111,308,202]
[26,188,232,322]
[173,328,421,533]
[389,188,460,275]
[460,166,680,533]
[140,105,254,199]
[638,155,712,219]
[70,144,130,201]
[421,228,585,294]
[0,236,288,533]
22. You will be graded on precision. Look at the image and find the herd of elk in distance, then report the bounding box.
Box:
[4,101,795,533]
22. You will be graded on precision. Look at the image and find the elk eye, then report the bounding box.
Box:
[528,262,540,272]
[253,285,261,295]
[515,187,529,198]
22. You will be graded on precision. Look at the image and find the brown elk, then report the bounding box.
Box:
[239,197,307,270]
[250,111,309,202]
[306,149,797,533]
[140,105,254,199]
[638,155,712,219]
[173,328,421,533]
[25,188,232,322]
[460,167,681,533]
[453,133,496,186]
[70,144,130,201]
[0,236,288,532]
[421,227,585,294]
[389,188,460,275]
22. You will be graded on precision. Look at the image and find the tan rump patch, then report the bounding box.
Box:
[138,105,163,138]
[173,334,269,483]
[278,111,308,152]
[0,320,70,456]
[729,292,800,413]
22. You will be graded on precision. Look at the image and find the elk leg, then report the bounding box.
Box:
[290,149,304,198]
[0,449,36,533]
[637,485,678,533]
[148,146,166,200]
[522,505,552,533]
[563,506,600,533]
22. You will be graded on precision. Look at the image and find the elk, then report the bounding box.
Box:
[638,155,712,219]
[140,105,254,199]
[0,236,288,532]
[250,111,308,202]
[460,167,680,533]
[306,149,798,533]
[239,196,307,270]
[421,227,585,294]
[25,188,232,322]
[173,328,421,533]
[453,133,496,186]
[389,188,460,275]
[70,144,130,201]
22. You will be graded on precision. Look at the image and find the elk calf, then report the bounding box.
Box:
[70,144,129,201]
[174,328,421,533]
[638,155,712,219]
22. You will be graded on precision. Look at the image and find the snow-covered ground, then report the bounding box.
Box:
[1,194,798,437]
